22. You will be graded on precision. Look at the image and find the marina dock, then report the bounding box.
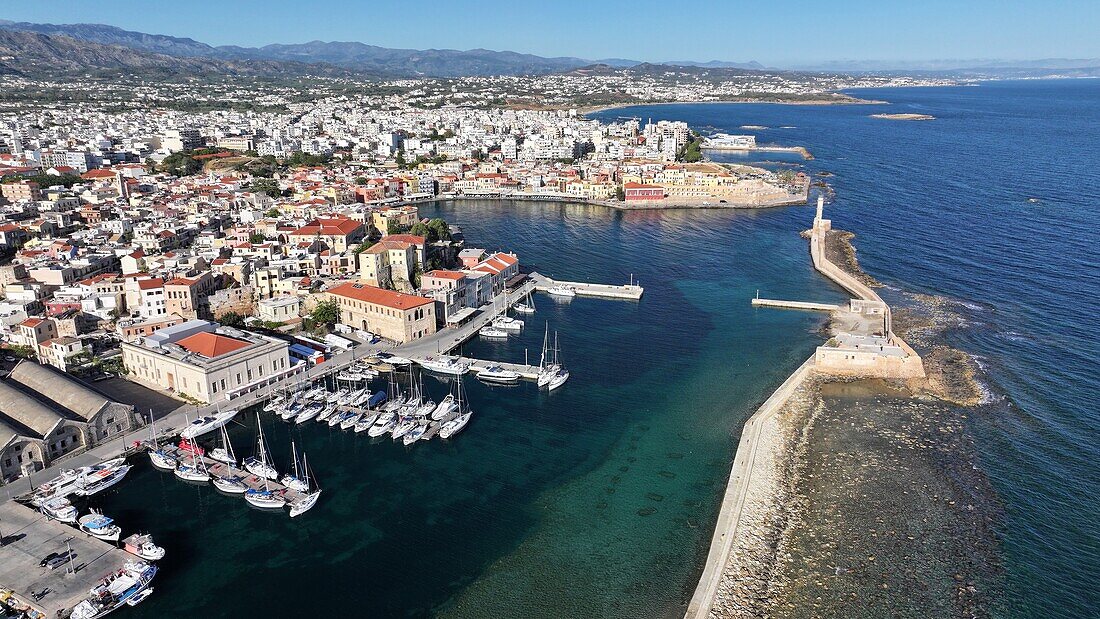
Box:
[155,443,311,506]
[0,502,136,619]
[530,273,644,300]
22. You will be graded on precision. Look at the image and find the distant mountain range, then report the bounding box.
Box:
[0,20,1095,80]
[0,20,768,78]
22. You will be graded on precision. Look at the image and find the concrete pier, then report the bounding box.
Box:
[751,298,841,311]
[529,273,644,300]
[0,502,138,618]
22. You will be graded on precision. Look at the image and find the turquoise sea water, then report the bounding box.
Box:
[91,80,1096,618]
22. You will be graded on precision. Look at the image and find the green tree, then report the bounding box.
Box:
[355,177,368,185]
[395,150,407,168]
[409,221,431,240]
[158,152,202,176]
[264,208,281,218]
[426,218,451,242]
[387,221,406,235]
[249,232,266,244]
[354,240,377,254]
[218,312,245,328]
[252,178,281,198]
[310,298,341,325]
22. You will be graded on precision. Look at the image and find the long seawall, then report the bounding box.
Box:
[684,357,816,617]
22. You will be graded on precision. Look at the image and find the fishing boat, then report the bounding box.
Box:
[211,474,248,495]
[403,422,428,445]
[40,496,78,523]
[243,414,278,480]
[78,461,132,496]
[32,466,90,502]
[280,442,310,492]
[179,409,239,440]
[288,454,321,518]
[368,412,397,437]
[479,326,509,339]
[476,365,522,384]
[430,393,457,420]
[78,510,121,542]
[546,283,576,298]
[70,561,157,619]
[492,315,524,331]
[208,423,237,466]
[122,533,165,561]
[418,355,469,376]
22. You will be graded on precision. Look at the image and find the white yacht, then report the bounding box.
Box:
[340,411,362,430]
[430,393,457,420]
[78,462,132,496]
[212,474,248,495]
[418,355,469,376]
[315,403,339,423]
[368,412,397,437]
[179,409,239,440]
[354,411,379,433]
[208,424,237,467]
[403,422,427,445]
[173,448,210,483]
[479,326,509,339]
[295,402,324,424]
[377,352,413,366]
[243,414,279,480]
[476,365,522,384]
[513,289,536,314]
[439,412,472,439]
[546,283,576,298]
[78,510,122,542]
[288,454,321,518]
[244,488,286,510]
[280,442,310,492]
[391,416,418,440]
[148,448,177,471]
[547,368,570,391]
[492,316,524,331]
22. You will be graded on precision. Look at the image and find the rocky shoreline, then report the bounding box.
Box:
[704,229,1001,618]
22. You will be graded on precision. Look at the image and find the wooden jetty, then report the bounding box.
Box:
[157,443,310,508]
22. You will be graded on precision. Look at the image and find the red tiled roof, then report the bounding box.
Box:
[137,278,164,290]
[327,282,433,310]
[385,234,426,245]
[425,270,465,280]
[176,331,251,358]
[292,217,363,237]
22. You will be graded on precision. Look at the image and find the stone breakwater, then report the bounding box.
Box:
[688,219,995,617]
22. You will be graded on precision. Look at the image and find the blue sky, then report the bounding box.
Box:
[3,1,1098,66]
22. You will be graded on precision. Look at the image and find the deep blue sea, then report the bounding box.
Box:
[595,80,1100,617]
[90,80,1096,618]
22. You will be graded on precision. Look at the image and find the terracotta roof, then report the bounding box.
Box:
[175,331,251,358]
[293,217,362,237]
[327,282,433,310]
[425,270,465,280]
[385,234,426,245]
[81,169,117,180]
[137,278,164,290]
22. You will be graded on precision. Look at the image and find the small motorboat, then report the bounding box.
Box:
[79,511,121,542]
[368,413,397,437]
[418,356,469,376]
[476,365,522,384]
[377,352,413,366]
[479,326,509,339]
[126,587,154,607]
